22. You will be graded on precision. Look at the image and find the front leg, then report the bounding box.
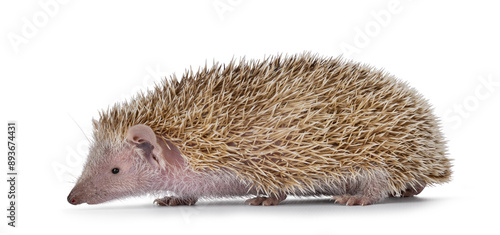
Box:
[246,193,287,206]
[154,196,198,206]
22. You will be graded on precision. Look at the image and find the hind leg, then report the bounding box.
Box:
[333,170,389,206]
[333,185,387,206]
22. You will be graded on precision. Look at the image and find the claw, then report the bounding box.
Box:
[245,194,286,206]
[333,195,374,206]
[154,196,197,206]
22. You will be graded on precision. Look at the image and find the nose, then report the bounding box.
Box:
[67,193,78,205]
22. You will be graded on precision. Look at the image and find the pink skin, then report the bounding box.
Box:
[67,125,176,205]
[67,144,161,205]
[68,124,411,207]
[68,124,253,206]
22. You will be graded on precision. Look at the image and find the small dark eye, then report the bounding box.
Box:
[111,168,120,174]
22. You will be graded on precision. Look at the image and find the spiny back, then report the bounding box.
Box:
[93,53,451,195]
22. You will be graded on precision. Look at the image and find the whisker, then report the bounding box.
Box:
[68,113,91,143]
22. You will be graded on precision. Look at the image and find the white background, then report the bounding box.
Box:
[1,0,499,234]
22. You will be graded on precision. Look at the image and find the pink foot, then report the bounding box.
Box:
[154,196,197,206]
[333,195,376,206]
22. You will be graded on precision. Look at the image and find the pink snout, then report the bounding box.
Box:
[67,191,82,205]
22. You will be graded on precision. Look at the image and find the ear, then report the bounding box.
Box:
[126,124,185,169]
